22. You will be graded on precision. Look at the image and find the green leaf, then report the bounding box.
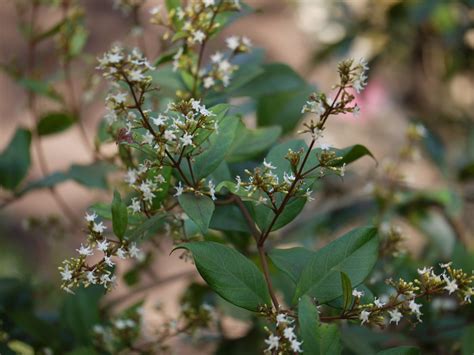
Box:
[298,295,342,355]
[333,144,376,167]
[37,111,76,136]
[232,63,307,97]
[21,172,68,193]
[112,190,128,239]
[340,272,353,312]
[191,115,239,180]
[17,78,62,102]
[128,212,165,241]
[178,193,215,234]
[61,286,103,345]
[68,162,113,189]
[226,122,281,162]
[257,85,313,134]
[0,128,31,190]
[376,347,421,355]
[268,247,312,284]
[294,227,378,304]
[462,324,474,355]
[173,242,271,311]
[69,26,88,57]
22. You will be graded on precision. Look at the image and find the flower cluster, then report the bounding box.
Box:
[150,0,249,92]
[59,212,144,293]
[264,313,303,354]
[349,262,474,327]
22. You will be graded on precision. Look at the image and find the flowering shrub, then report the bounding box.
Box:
[0,0,473,354]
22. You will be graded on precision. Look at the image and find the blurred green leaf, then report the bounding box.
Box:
[112,190,128,239]
[68,162,114,189]
[17,78,62,102]
[37,112,76,136]
[0,128,31,190]
[377,346,421,355]
[340,272,353,312]
[462,324,474,355]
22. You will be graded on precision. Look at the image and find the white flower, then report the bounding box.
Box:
[415,124,427,137]
[142,131,154,145]
[129,69,145,82]
[319,141,332,150]
[208,180,216,201]
[388,309,403,325]
[304,188,314,201]
[439,262,452,269]
[86,270,97,284]
[235,175,242,191]
[360,310,370,324]
[77,244,94,256]
[104,255,115,267]
[263,159,276,170]
[276,313,293,326]
[107,52,123,64]
[353,105,360,118]
[128,243,142,258]
[203,76,215,89]
[226,36,240,51]
[125,169,138,186]
[408,299,423,321]
[211,51,223,63]
[111,92,127,104]
[85,212,97,223]
[97,239,110,252]
[340,163,346,177]
[164,129,176,141]
[203,0,215,7]
[152,114,166,126]
[301,100,324,116]
[242,36,252,47]
[180,133,194,146]
[283,172,295,185]
[443,275,458,294]
[93,221,107,234]
[117,247,127,259]
[129,198,141,213]
[264,334,279,351]
[218,60,232,73]
[174,181,184,197]
[283,326,296,340]
[149,5,161,15]
[417,266,432,275]
[60,265,73,281]
[290,339,303,353]
[192,30,206,44]
[374,297,386,308]
[352,289,364,298]
[100,273,113,286]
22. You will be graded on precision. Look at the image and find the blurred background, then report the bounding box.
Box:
[0,0,473,353]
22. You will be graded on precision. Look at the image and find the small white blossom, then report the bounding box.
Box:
[235,175,242,191]
[85,212,97,223]
[60,265,73,281]
[104,255,115,267]
[129,69,145,82]
[417,266,432,275]
[290,339,303,353]
[443,275,458,294]
[211,51,224,63]
[97,239,110,252]
[93,221,107,234]
[276,313,293,326]
[263,159,276,170]
[77,244,94,256]
[352,289,364,298]
[152,114,167,126]
[360,310,370,324]
[128,243,142,259]
[86,270,97,284]
[180,133,194,146]
[408,299,423,321]
[374,297,386,308]
[129,198,141,213]
[117,247,127,259]
[388,309,403,325]
[149,5,161,15]
[203,0,215,7]
[125,169,138,186]
[203,76,215,89]
[226,36,240,51]
[208,180,216,200]
[439,262,452,269]
[174,181,184,197]
[264,334,279,351]
[164,130,176,141]
[283,326,296,340]
[192,30,206,44]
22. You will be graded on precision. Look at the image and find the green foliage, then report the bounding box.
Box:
[37,112,76,136]
[112,190,128,239]
[0,128,31,190]
[294,227,378,303]
[173,242,271,311]
[178,193,215,234]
